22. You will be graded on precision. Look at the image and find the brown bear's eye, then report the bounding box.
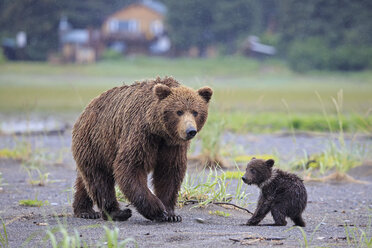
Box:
[176,110,184,116]
[250,168,255,174]
[192,111,198,117]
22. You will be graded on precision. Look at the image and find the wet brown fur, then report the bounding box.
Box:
[242,158,307,226]
[72,76,212,222]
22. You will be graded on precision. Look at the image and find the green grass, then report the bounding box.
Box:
[0,58,371,133]
[208,210,231,217]
[19,198,49,207]
[0,218,8,248]
[43,224,137,248]
[178,168,250,208]
[344,213,372,248]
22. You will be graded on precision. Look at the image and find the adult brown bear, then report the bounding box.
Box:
[72,77,212,222]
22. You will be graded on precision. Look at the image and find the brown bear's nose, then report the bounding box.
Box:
[186,127,197,140]
[242,176,248,183]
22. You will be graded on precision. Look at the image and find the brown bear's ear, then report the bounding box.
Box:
[265,159,275,168]
[251,157,256,160]
[197,87,213,103]
[154,84,171,100]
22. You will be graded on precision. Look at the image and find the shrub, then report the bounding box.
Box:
[287,38,372,72]
[101,49,123,61]
[287,38,330,72]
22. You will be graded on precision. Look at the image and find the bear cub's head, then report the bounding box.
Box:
[242,158,275,186]
[154,83,213,142]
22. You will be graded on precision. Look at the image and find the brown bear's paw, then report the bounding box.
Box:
[103,209,132,221]
[166,214,182,222]
[153,212,182,222]
[75,211,101,219]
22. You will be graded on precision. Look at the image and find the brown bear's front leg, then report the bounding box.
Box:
[153,144,187,222]
[115,164,168,222]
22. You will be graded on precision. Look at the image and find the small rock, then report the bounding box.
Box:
[195,218,205,223]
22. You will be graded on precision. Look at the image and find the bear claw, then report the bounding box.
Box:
[167,215,182,222]
[153,212,182,222]
[78,211,101,219]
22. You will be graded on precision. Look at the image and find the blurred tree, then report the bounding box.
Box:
[0,0,60,60]
[0,0,133,60]
[164,0,261,56]
[164,0,214,56]
[213,0,260,54]
[278,0,372,71]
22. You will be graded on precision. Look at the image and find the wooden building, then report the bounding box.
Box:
[102,0,170,55]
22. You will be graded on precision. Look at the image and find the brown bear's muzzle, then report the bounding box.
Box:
[186,127,197,140]
[178,112,197,141]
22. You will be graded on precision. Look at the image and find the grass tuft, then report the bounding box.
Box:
[208,210,231,217]
[19,195,49,207]
[178,168,250,208]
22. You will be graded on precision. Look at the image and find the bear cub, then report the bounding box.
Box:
[242,158,307,226]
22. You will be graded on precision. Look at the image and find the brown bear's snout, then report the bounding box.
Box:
[186,127,197,140]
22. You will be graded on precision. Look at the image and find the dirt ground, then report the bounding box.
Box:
[0,131,371,247]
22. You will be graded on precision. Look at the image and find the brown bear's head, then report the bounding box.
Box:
[153,83,213,142]
[242,158,275,186]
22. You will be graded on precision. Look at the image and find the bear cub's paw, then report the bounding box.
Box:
[103,208,132,221]
[246,219,259,226]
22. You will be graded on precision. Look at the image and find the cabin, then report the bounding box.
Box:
[101,0,170,55]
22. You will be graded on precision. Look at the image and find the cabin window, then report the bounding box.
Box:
[109,19,139,33]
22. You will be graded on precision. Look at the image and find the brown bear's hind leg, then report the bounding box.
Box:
[73,174,101,219]
[84,167,131,221]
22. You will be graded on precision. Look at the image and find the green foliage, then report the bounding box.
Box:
[164,0,261,55]
[286,219,323,248]
[100,226,137,248]
[208,210,231,217]
[178,168,250,208]
[199,119,225,163]
[288,38,331,72]
[279,0,372,71]
[43,224,137,248]
[0,218,8,248]
[19,197,49,207]
[344,214,372,248]
[0,0,133,60]
[101,49,123,61]
[0,48,6,64]
[288,39,372,72]
[45,227,88,248]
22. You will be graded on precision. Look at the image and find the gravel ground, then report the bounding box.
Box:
[0,131,371,247]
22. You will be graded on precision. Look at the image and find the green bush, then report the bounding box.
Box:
[331,45,372,71]
[287,38,372,72]
[0,48,6,64]
[287,38,330,72]
[101,49,123,61]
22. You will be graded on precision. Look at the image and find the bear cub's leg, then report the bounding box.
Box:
[291,215,306,227]
[270,205,287,226]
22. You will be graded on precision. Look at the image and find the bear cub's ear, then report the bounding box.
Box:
[197,87,213,103]
[265,159,275,168]
[154,84,171,100]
